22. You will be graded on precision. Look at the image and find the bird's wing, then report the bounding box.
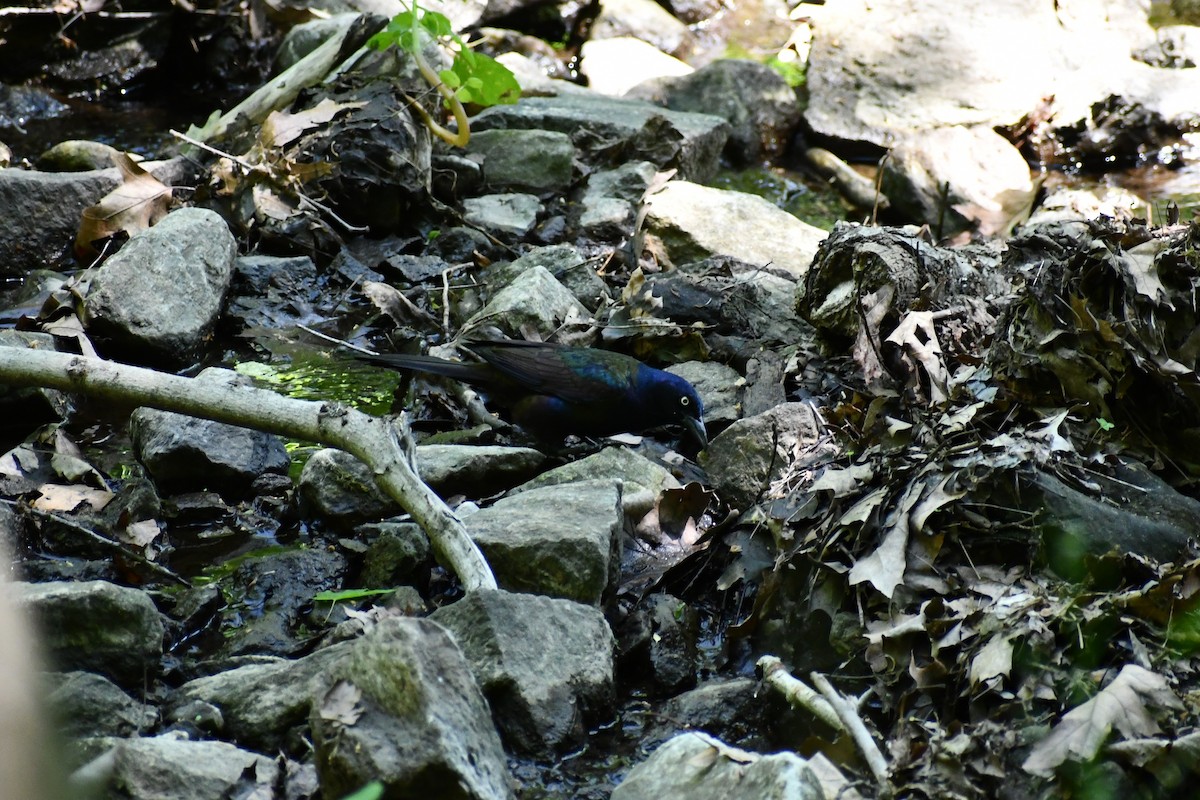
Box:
[468,341,636,405]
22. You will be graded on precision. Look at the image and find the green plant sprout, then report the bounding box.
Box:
[368,2,521,147]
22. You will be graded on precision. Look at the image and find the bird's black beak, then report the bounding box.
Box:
[682,415,708,450]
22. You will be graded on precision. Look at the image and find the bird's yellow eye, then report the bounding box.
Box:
[680,396,690,407]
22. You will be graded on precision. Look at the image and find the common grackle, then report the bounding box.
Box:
[357,339,707,448]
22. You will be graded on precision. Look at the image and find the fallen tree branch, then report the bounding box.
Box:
[810,670,892,798]
[757,655,843,731]
[0,347,496,592]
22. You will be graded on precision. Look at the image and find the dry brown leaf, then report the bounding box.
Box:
[969,632,1015,686]
[32,484,114,513]
[1023,665,1184,776]
[260,99,366,148]
[318,680,364,726]
[75,153,172,259]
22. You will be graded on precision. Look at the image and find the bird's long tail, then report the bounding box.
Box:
[353,351,495,384]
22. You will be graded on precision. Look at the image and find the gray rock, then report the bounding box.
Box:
[105,734,278,800]
[486,244,609,311]
[611,731,823,800]
[357,521,431,586]
[666,361,742,426]
[472,94,728,184]
[417,444,547,495]
[579,37,694,97]
[466,480,623,604]
[645,181,826,280]
[10,580,163,688]
[636,59,800,164]
[881,125,1036,237]
[84,207,236,366]
[620,593,698,695]
[47,671,157,739]
[702,403,822,511]
[169,643,352,752]
[580,161,658,239]
[462,192,542,239]
[655,678,780,750]
[803,0,1189,145]
[513,446,680,520]
[431,589,616,753]
[130,369,290,497]
[298,448,398,527]
[36,140,123,172]
[591,0,695,58]
[463,265,592,341]
[274,12,360,71]
[311,617,513,800]
[468,129,575,193]
[0,167,119,276]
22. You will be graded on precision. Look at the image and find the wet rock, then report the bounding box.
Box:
[431,589,616,753]
[0,84,68,131]
[466,480,623,604]
[0,331,68,448]
[513,447,678,520]
[467,129,575,193]
[665,361,742,427]
[486,243,609,311]
[311,617,513,800]
[357,521,431,587]
[462,192,542,239]
[645,181,826,279]
[654,678,783,750]
[223,547,348,657]
[618,593,698,695]
[130,369,291,498]
[429,225,497,263]
[47,671,157,739]
[462,265,592,340]
[168,642,352,753]
[472,94,728,183]
[226,254,319,330]
[611,731,823,800]
[103,734,278,800]
[702,403,822,511]
[10,580,163,688]
[635,59,800,164]
[0,166,120,276]
[591,0,695,58]
[580,37,694,97]
[84,208,236,367]
[880,126,1036,237]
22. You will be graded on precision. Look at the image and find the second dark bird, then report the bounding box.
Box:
[357,339,707,449]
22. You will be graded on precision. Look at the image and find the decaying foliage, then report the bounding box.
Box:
[747,219,1200,797]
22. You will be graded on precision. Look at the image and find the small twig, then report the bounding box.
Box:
[757,655,843,731]
[6,499,189,587]
[441,265,453,335]
[297,194,369,233]
[810,671,892,798]
[168,129,262,173]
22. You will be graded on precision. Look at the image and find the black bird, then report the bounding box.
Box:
[357,339,707,448]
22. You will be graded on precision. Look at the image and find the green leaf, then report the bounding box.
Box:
[313,588,395,603]
[448,51,520,107]
[1097,418,1115,431]
[439,69,462,89]
[340,782,385,800]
